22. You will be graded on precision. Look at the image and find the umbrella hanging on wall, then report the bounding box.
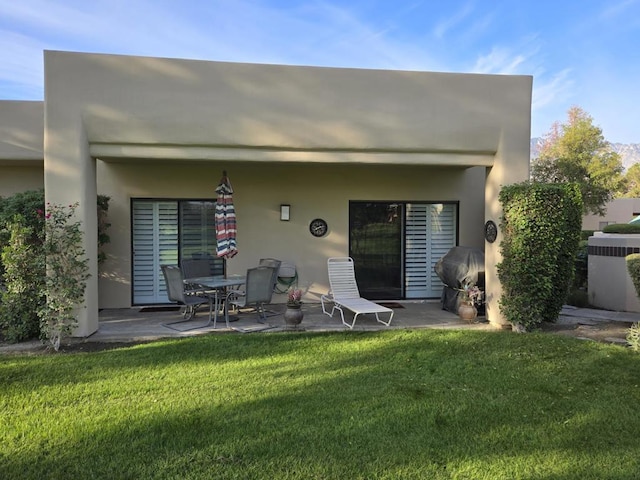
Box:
[215,170,238,260]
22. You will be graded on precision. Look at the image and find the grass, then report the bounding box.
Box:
[1,329,640,479]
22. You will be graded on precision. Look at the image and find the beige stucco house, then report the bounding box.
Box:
[0,51,532,337]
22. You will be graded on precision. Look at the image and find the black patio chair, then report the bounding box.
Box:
[161,264,212,329]
[228,266,276,323]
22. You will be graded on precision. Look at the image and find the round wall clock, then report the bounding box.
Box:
[484,220,498,243]
[309,218,328,237]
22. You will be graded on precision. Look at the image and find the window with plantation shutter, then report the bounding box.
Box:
[428,203,457,297]
[350,201,457,299]
[405,203,456,298]
[132,200,224,305]
[405,204,429,298]
[132,201,178,304]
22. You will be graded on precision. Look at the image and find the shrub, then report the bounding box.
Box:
[566,287,589,308]
[0,220,45,342]
[97,195,111,265]
[497,182,583,331]
[565,235,590,308]
[626,254,640,298]
[0,189,110,269]
[580,230,595,241]
[628,323,640,352]
[0,189,45,278]
[626,254,640,353]
[573,240,588,290]
[602,223,640,234]
[38,203,90,351]
[0,192,110,337]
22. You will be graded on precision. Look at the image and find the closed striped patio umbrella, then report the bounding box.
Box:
[215,171,238,259]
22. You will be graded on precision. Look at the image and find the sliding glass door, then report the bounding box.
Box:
[349,201,457,300]
[349,203,403,299]
[132,199,223,305]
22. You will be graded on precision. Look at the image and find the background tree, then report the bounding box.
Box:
[619,163,640,198]
[531,106,624,215]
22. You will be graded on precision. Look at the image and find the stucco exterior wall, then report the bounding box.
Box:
[0,101,44,197]
[588,233,640,312]
[0,166,43,197]
[97,160,486,308]
[0,101,43,162]
[42,52,523,155]
[38,51,531,335]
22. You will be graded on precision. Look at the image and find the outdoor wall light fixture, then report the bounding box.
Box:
[280,204,290,221]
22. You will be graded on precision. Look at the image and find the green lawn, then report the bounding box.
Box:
[2,329,640,479]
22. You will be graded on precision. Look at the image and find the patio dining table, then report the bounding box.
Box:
[184,275,246,327]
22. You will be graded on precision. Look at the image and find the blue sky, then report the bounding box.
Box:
[1,0,638,143]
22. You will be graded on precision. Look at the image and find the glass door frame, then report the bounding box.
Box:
[348,200,459,300]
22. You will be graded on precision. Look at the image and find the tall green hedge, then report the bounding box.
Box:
[497,182,583,330]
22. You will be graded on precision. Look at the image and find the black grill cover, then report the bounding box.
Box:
[434,246,485,314]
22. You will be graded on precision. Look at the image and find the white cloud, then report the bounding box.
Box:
[471,47,526,75]
[0,30,45,97]
[599,0,639,19]
[531,68,574,110]
[432,2,474,39]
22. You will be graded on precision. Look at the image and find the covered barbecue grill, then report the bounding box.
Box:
[434,246,485,315]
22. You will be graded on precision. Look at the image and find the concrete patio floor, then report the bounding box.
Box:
[2,301,637,354]
[90,300,495,343]
[73,301,640,350]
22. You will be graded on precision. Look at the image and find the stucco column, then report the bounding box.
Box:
[44,115,98,338]
[484,133,531,328]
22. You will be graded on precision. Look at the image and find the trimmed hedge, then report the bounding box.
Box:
[580,230,594,241]
[603,223,640,234]
[626,254,640,352]
[626,254,640,298]
[497,182,583,330]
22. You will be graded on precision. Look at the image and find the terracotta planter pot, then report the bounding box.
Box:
[458,303,477,322]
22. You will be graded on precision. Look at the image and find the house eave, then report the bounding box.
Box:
[90,144,496,167]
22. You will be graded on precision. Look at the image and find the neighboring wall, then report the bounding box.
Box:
[0,166,43,197]
[588,233,640,312]
[583,198,640,230]
[0,101,44,197]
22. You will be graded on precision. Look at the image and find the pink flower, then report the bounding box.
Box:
[461,282,482,306]
[287,288,303,305]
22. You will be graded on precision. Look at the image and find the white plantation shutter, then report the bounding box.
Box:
[405,203,456,298]
[429,204,456,297]
[405,204,429,298]
[132,201,178,304]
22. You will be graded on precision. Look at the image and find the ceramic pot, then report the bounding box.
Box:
[284,304,304,326]
[458,303,477,322]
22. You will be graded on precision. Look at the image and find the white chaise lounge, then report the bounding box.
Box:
[321,257,394,329]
